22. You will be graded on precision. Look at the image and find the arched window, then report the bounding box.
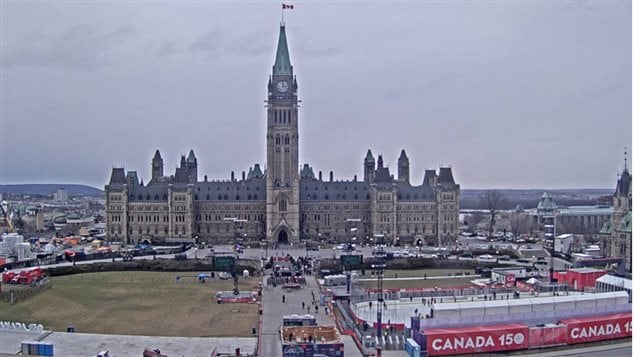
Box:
[276,134,281,145]
[284,135,290,145]
[279,196,287,211]
[138,194,143,200]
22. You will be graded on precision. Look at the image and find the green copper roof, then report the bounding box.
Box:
[365,149,374,162]
[617,211,631,233]
[273,23,292,76]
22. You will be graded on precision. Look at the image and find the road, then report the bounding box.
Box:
[259,266,362,357]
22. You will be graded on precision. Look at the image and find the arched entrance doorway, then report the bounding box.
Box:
[277,230,289,244]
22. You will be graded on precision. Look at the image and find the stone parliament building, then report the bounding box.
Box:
[105,22,460,246]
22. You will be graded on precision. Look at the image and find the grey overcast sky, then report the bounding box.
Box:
[0,1,631,190]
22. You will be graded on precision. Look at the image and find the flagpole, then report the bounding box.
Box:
[281,5,284,23]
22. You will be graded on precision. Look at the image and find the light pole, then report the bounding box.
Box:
[346,218,361,295]
[372,262,386,339]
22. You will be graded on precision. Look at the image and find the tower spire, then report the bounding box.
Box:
[273,22,293,76]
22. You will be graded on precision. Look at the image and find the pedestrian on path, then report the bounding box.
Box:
[282,295,286,303]
[315,305,318,313]
[325,306,328,314]
[302,301,305,309]
[307,306,311,313]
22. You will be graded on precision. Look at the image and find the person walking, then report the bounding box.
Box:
[282,295,286,303]
[302,301,305,309]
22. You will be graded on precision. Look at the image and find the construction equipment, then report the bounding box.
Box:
[0,201,15,233]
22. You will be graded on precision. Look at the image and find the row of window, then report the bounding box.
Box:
[305,193,369,200]
[195,193,260,201]
[194,213,265,223]
[378,193,393,201]
[273,108,293,123]
[304,186,366,192]
[196,186,261,192]
[195,204,266,211]
[110,221,453,238]
[274,134,291,146]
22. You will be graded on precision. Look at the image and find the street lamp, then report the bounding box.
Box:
[345,219,361,295]
[372,263,386,339]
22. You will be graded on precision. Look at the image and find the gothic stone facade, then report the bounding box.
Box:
[609,166,632,273]
[105,23,460,246]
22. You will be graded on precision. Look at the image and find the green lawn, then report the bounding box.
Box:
[0,271,259,337]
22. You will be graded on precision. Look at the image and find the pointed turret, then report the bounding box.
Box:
[377,155,384,168]
[364,149,376,182]
[273,23,293,76]
[187,149,197,163]
[151,150,164,182]
[186,149,198,183]
[423,169,437,187]
[438,167,456,185]
[398,149,410,183]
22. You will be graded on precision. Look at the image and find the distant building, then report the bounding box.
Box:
[531,192,612,237]
[54,188,68,202]
[104,22,460,246]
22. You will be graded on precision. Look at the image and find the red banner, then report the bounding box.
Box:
[561,313,632,345]
[528,325,567,348]
[425,324,528,356]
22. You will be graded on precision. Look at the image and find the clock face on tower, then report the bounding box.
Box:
[276,80,288,93]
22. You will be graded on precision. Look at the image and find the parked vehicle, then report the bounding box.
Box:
[9,267,44,285]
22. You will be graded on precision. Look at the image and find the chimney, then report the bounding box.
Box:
[330,171,333,182]
[231,171,235,181]
[204,175,208,182]
[319,171,323,181]
[242,171,245,181]
[353,175,357,182]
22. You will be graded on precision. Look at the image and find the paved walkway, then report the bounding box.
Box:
[259,272,363,357]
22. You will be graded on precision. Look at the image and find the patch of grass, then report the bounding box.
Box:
[0,271,259,337]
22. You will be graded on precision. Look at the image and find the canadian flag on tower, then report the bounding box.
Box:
[282,3,294,9]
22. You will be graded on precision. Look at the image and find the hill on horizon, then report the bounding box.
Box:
[0,184,103,196]
[0,185,612,207]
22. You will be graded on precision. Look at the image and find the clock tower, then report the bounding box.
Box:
[266,21,300,244]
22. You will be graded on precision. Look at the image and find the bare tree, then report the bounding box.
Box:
[510,213,532,237]
[480,190,507,238]
[466,212,486,233]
